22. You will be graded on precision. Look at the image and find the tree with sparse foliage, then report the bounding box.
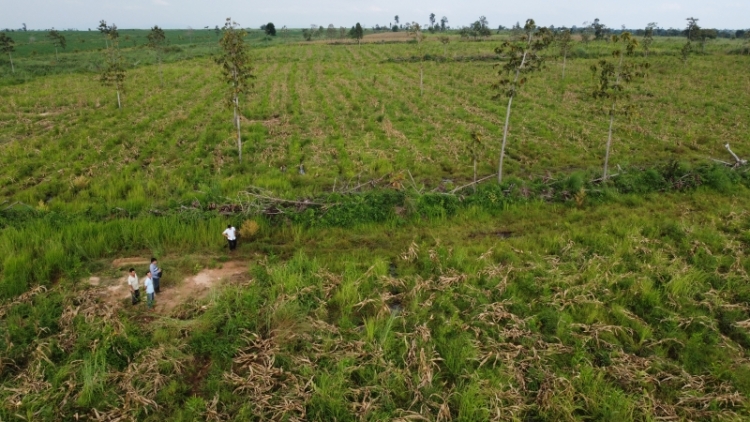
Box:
[350,23,364,46]
[147,25,167,87]
[0,32,15,73]
[439,36,450,56]
[681,17,701,64]
[697,28,716,53]
[327,24,336,41]
[642,22,656,57]
[407,23,425,96]
[47,29,66,62]
[590,32,649,181]
[557,28,573,78]
[591,18,607,40]
[98,20,117,48]
[440,16,448,32]
[265,23,276,36]
[492,19,553,184]
[99,22,125,109]
[216,18,254,162]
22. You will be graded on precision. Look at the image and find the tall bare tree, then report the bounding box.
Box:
[47,29,66,62]
[492,19,553,183]
[591,32,648,180]
[99,22,124,108]
[408,22,425,96]
[147,25,167,87]
[0,33,14,73]
[215,18,254,162]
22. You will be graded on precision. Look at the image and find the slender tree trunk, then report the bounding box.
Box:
[562,52,567,79]
[602,53,625,180]
[473,156,477,192]
[158,54,163,87]
[603,102,616,180]
[8,52,13,74]
[498,94,514,184]
[497,39,529,184]
[420,65,423,96]
[116,89,121,109]
[234,95,242,162]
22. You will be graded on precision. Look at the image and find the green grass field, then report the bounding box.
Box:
[2,31,750,420]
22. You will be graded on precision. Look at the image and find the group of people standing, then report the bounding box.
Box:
[127,258,162,308]
[125,226,236,308]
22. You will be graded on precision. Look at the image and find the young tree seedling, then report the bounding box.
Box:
[439,36,450,57]
[590,32,649,181]
[407,22,425,96]
[147,26,167,87]
[492,19,553,184]
[47,29,66,62]
[0,32,14,73]
[215,18,254,162]
[683,17,700,64]
[642,22,656,58]
[99,22,125,109]
[557,28,573,79]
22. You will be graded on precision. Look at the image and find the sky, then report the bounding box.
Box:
[2,0,748,31]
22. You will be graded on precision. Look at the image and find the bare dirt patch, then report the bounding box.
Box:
[112,257,151,268]
[89,261,249,315]
[156,261,248,313]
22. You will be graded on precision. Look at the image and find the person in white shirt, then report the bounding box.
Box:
[144,271,155,309]
[223,225,237,251]
[127,268,140,305]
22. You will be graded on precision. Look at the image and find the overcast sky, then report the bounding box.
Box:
[3,0,748,31]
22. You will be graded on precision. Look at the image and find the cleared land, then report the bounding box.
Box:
[1,32,750,421]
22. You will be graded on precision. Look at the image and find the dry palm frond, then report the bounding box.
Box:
[223,331,312,420]
[0,286,47,318]
[400,241,420,262]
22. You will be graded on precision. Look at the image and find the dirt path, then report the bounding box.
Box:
[89,261,249,314]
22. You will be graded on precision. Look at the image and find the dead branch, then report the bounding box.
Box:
[342,173,391,193]
[449,173,496,194]
[725,143,747,166]
[590,173,619,183]
[240,191,328,207]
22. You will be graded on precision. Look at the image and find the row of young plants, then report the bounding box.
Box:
[2,185,750,420]
[0,161,746,299]
[2,50,748,215]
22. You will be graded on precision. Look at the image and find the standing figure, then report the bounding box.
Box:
[150,257,162,293]
[223,224,237,251]
[144,271,155,309]
[127,268,140,305]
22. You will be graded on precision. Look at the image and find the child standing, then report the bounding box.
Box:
[144,271,155,309]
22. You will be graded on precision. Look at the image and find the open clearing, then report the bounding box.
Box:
[89,260,249,313]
